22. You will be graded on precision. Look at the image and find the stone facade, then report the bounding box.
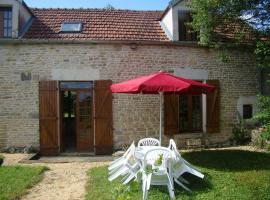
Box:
[0,42,259,150]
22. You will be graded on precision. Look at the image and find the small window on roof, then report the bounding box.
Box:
[61,22,82,32]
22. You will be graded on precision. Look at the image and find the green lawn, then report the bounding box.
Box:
[86,150,270,200]
[0,165,47,200]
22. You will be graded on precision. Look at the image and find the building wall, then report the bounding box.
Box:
[0,43,259,149]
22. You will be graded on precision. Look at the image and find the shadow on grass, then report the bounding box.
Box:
[182,150,270,171]
[137,173,213,199]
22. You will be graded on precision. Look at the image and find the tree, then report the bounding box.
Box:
[104,4,115,10]
[189,0,270,148]
[190,0,270,46]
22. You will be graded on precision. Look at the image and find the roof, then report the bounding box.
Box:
[24,8,170,42]
[168,0,184,7]
[213,20,259,44]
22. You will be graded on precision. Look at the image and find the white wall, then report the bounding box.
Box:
[237,96,258,118]
[174,67,209,80]
[19,2,32,32]
[160,0,192,41]
[161,8,173,40]
[51,69,100,81]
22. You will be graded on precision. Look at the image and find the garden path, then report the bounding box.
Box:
[2,154,109,200]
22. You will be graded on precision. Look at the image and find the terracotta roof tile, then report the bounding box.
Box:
[24,8,170,42]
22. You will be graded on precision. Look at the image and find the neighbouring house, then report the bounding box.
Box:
[0,0,266,156]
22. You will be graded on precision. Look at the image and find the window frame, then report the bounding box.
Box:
[179,94,203,133]
[60,22,83,33]
[178,10,197,42]
[0,7,12,38]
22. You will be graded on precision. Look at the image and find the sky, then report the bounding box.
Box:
[23,0,170,10]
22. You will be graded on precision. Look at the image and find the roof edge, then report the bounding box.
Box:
[0,39,255,50]
[0,38,201,47]
[20,0,35,16]
[160,0,184,20]
[29,7,164,13]
[168,0,185,8]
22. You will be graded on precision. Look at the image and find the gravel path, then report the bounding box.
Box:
[0,153,109,200]
[0,146,267,200]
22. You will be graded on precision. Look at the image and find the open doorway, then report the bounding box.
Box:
[60,82,94,153]
[61,91,77,151]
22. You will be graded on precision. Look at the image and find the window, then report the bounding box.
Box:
[0,7,12,38]
[164,80,220,136]
[178,11,197,41]
[60,82,93,89]
[243,104,253,119]
[61,22,82,32]
[179,95,202,132]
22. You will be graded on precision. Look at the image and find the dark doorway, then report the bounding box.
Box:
[60,82,94,153]
[61,91,77,151]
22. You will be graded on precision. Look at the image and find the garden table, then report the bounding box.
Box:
[134,146,176,167]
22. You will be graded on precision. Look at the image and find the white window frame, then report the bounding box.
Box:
[60,22,82,32]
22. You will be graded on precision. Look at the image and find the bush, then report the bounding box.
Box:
[254,95,270,125]
[253,95,270,151]
[232,112,250,145]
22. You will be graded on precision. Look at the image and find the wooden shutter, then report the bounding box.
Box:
[94,80,113,155]
[206,80,220,133]
[39,81,59,156]
[164,94,179,136]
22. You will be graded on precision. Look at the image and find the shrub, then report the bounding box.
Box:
[253,95,270,151]
[232,112,250,145]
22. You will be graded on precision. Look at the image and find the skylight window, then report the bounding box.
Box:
[61,22,82,32]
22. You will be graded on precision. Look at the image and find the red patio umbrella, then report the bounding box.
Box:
[111,71,215,143]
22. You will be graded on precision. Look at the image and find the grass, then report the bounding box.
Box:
[0,165,47,200]
[85,150,270,200]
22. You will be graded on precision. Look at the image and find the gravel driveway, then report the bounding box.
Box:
[1,154,109,200]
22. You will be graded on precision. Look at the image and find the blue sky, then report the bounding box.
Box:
[24,0,170,10]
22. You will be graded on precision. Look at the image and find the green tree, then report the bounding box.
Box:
[190,0,270,46]
[189,0,270,149]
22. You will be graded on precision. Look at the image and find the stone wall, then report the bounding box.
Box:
[0,43,259,149]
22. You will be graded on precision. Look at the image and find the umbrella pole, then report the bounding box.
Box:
[159,92,163,144]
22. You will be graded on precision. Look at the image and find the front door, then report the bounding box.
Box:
[60,81,94,153]
[76,91,94,152]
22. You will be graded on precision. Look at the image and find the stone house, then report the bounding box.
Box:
[0,0,263,155]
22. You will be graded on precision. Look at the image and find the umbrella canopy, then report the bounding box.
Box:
[110,71,215,144]
[110,71,215,95]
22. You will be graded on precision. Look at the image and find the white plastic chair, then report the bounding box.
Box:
[168,139,204,192]
[108,142,135,171]
[142,147,175,200]
[138,138,160,147]
[108,143,141,184]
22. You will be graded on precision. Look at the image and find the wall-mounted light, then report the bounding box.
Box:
[130,43,137,50]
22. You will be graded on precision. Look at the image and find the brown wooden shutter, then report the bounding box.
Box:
[164,94,179,136]
[39,81,59,156]
[206,80,220,133]
[94,80,113,155]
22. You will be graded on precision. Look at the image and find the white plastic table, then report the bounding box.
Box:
[134,146,162,161]
[134,146,176,166]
